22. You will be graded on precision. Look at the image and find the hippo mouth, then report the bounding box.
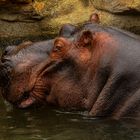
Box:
[12,91,33,108]
[15,93,38,109]
[13,88,49,109]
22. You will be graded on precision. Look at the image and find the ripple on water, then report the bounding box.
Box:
[0,92,139,140]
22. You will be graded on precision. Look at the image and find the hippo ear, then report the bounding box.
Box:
[78,30,93,47]
[59,24,77,38]
[89,13,100,23]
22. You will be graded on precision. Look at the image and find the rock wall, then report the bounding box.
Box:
[92,0,140,13]
[92,0,140,34]
[0,0,140,47]
[0,0,93,46]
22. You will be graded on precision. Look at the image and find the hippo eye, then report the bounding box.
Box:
[53,44,63,52]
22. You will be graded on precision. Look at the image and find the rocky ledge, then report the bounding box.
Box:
[0,0,140,47]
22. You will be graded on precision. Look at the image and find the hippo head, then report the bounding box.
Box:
[0,15,101,109]
[23,28,114,111]
[0,24,78,108]
[18,30,95,110]
[0,40,54,108]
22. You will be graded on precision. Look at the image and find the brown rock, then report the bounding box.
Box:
[92,0,140,14]
[97,10,140,34]
[11,0,33,4]
[0,0,93,46]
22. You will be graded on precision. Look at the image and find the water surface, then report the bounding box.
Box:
[0,98,139,140]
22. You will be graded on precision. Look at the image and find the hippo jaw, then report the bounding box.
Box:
[0,61,45,109]
[17,36,92,109]
[3,76,48,109]
[0,54,62,109]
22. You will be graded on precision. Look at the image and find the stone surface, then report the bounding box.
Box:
[98,10,140,34]
[92,0,140,14]
[0,0,140,47]
[91,0,140,35]
[0,0,32,4]
[0,0,93,46]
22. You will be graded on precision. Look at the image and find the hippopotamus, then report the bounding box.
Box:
[1,14,140,119]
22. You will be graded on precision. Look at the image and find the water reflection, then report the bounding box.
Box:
[0,98,139,140]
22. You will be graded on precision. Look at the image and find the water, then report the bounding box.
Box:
[0,98,139,140]
[0,47,139,140]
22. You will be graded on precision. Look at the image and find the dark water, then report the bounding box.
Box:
[0,98,139,140]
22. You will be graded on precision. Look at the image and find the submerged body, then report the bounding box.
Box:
[0,17,140,119]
